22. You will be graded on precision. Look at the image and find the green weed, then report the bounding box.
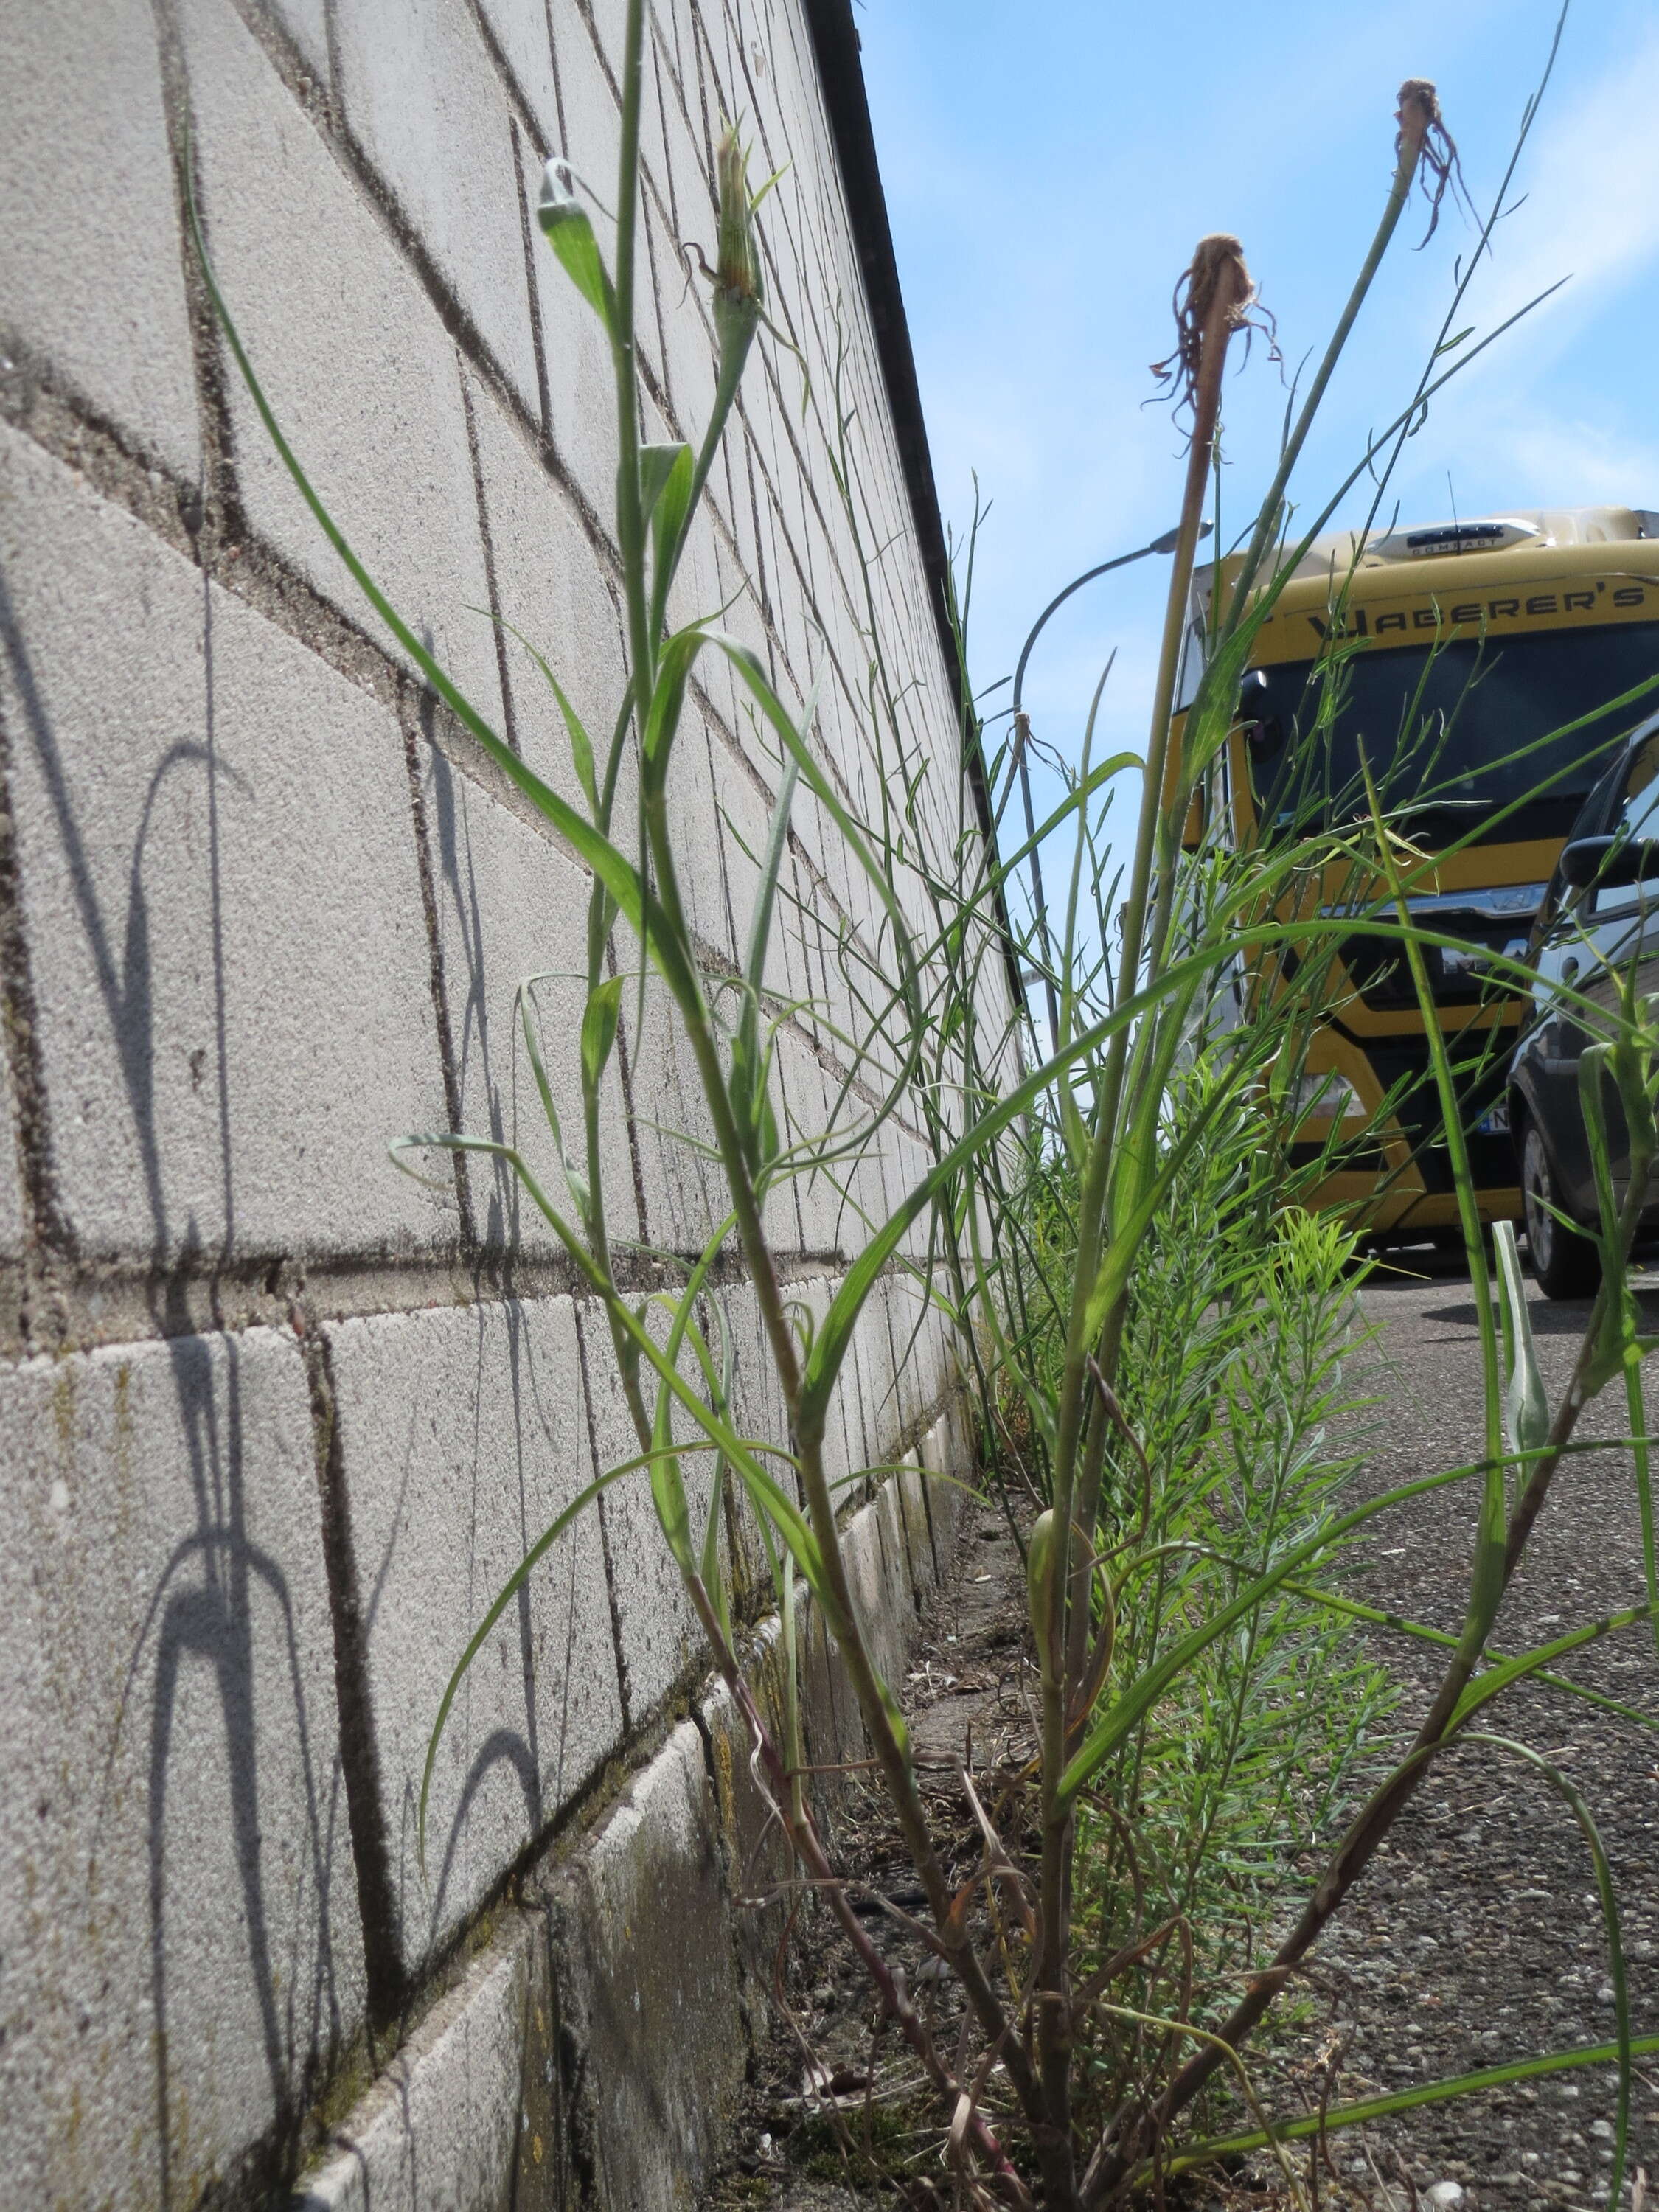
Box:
[194,5,1659,2202]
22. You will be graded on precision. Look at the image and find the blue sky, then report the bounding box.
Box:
[856,0,1659,919]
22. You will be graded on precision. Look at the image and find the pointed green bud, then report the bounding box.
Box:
[538,157,616,331]
[1493,1221,1548,1461]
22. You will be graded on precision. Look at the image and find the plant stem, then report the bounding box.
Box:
[1055,253,1248,1720]
[1223,90,1431,627]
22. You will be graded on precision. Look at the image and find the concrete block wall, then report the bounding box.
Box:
[0,1,1015,2204]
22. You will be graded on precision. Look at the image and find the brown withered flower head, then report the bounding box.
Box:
[1397,78,1472,246]
[1150,234,1279,437]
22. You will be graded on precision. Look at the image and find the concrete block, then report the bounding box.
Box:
[695,1281,771,1610]
[663,501,728,667]
[536,10,630,518]
[849,1286,899,1474]
[463,369,625,815]
[418,740,640,1259]
[837,1486,909,1694]
[331,0,542,421]
[536,1720,746,2212]
[716,754,794,1006]
[766,1046,820,1259]
[708,1274,801,1601]
[181,0,503,719]
[0,427,456,1266]
[0,1068,24,1264]
[475,0,561,149]
[0,1328,364,2207]
[877,1467,921,1618]
[575,1302,708,1723]
[325,1295,624,1969]
[622,970,730,1263]
[887,1271,929,1435]
[921,1405,973,1568]
[251,0,331,76]
[646,75,721,444]
[293,1905,561,2211]
[0,0,199,476]
[701,530,761,735]
[897,1453,939,1593]
[797,1585,865,1781]
[655,692,731,964]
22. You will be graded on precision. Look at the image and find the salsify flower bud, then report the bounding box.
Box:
[714,125,762,314]
[709,124,764,380]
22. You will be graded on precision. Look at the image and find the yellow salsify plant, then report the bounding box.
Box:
[194,3,1659,2198]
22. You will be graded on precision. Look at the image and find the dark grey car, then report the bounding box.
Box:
[1507,713,1659,1297]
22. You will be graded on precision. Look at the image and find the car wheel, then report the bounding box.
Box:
[1522,1119,1600,1300]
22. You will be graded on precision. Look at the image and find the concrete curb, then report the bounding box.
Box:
[291,1407,973,2208]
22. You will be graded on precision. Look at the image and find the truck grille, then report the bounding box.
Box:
[1363,1032,1516,1192]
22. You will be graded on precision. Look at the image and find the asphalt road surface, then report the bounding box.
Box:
[1309,1251,1659,2207]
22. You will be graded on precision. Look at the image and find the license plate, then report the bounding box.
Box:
[1475,1103,1510,1136]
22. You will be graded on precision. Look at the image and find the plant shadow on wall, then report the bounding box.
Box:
[196,0,1659,2199]
[0,561,353,2198]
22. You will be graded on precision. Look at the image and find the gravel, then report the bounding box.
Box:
[1286,1253,1659,2207]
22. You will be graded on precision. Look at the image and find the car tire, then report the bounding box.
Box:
[1521,1118,1600,1300]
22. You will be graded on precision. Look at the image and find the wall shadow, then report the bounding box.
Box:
[0,555,354,2199]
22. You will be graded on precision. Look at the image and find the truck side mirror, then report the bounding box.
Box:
[1559,834,1659,890]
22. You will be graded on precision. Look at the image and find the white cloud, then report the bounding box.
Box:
[1480,405,1659,505]
[1454,29,1659,362]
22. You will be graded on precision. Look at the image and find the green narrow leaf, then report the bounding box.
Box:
[1366,772,1507,1655]
[1628,1354,1659,1663]
[536,158,618,332]
[516,973,589,1226]
[745,752,804,1006]
[730,748,804,1172]
[420,1444,668,1873]
[1579,1044,1637,1397]
[1449,1599,1655,1728]
[581,973,625,1091]
[1282,1576,1659,1731]
[648,440,695,580]
[638,439,688,526]
[649,1338,696,1577]
[699,1311,736,1646]
[1156,2032,1659,2178]
[493,616,599,816]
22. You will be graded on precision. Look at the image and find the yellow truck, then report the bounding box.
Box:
[1191,505,1659,1242]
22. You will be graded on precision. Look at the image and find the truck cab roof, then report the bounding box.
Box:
[1197,504,1659,608]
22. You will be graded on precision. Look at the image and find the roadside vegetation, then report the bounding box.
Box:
[195,2,1659,2199]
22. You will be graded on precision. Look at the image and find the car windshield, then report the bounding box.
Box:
[1244,621,1659,843]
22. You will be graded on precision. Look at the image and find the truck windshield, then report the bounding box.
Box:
[1244,621,1659,843]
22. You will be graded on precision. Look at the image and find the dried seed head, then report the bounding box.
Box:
[1395,77,1470,245]
[1150,234,1276,434]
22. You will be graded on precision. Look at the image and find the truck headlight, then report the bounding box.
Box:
[1288,1071,1361,1121]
